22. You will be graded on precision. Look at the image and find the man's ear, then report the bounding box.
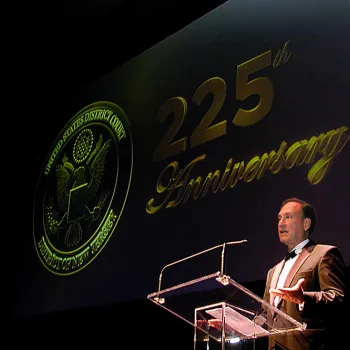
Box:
[304,217,311,231]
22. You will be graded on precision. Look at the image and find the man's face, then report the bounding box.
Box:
[277,201,308,250]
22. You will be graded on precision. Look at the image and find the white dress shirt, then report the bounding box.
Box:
[274,239,309,307]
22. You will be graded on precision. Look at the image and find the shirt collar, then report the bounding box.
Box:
[292,238,310,255]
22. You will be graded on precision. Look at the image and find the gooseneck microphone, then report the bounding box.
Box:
[157,239,248,294]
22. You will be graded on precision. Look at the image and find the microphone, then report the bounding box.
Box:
[157,239,248,295]
[226,240,248,246]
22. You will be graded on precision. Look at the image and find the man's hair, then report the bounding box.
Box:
[281,197,317,235]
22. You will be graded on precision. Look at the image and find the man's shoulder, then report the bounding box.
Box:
[309,240,337,252]
[313,243,337,251]
[315,243,337,250]
[312,243,344,260]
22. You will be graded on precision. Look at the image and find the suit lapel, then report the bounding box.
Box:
[272,241,315,309]
[284,243,314,287]
[269,260,285,305]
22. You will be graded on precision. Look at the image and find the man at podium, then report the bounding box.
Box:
[261,197,348,350]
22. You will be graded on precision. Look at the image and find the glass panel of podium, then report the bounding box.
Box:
[147,271,306,349]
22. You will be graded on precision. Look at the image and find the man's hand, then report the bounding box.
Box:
[269,278,305,304]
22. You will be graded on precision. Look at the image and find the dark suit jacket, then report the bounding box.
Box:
[261,241,348,350]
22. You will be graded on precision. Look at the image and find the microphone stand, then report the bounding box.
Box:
[156,239,248,298]
[221,242,226,275]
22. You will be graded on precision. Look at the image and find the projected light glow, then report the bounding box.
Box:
[147,126,349,213]
[15,0,349,320]
[33,102,133,275]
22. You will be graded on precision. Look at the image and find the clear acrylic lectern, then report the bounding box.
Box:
[147,271,307,349]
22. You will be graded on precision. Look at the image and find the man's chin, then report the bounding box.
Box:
[279,235,288,243]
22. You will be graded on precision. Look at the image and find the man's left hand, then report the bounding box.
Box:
[269,278,305,304]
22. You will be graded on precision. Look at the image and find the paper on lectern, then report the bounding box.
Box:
[206,306,269,337]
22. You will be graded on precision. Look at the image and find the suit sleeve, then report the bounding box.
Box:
[302,247,348,318]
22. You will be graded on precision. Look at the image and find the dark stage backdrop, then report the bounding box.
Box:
[16,0,349,319]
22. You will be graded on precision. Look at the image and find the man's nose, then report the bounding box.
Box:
[279,218,285,225]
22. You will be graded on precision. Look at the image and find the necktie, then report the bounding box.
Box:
[285,249,297,261]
